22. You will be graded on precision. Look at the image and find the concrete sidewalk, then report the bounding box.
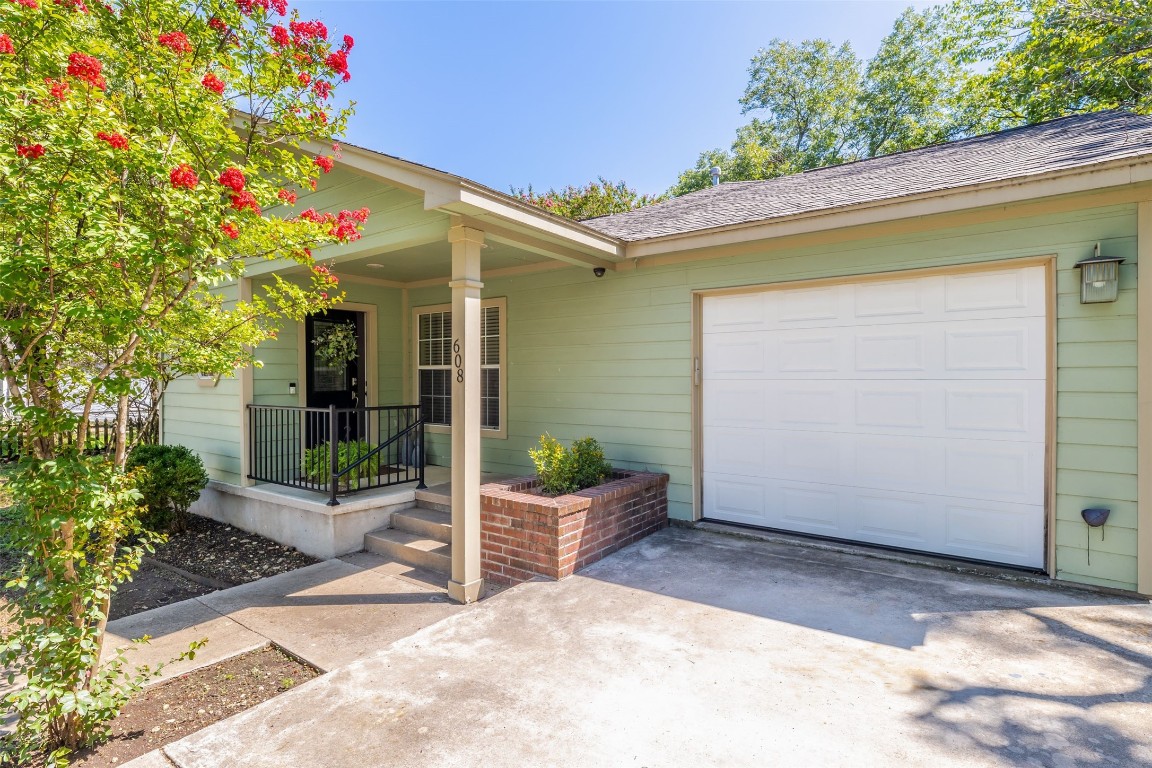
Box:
[128,527,1152,768]
[105,552,462,679]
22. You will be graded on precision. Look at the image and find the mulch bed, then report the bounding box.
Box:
[152,515,319,587]
[15,645,321,768]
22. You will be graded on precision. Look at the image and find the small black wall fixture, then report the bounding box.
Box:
[1074,243,1124,304]
[1081,507,1111,565]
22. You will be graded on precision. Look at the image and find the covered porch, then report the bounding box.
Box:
[230,148,625,602]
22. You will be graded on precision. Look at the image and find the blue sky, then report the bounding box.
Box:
[296,1,941,197]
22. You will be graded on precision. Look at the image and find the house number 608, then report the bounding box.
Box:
[453,339,463,383]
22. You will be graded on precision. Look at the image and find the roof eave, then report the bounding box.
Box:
[305,139,624,260]
[620,155,1152,260]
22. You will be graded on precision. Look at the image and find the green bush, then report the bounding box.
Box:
[302,440,380,490]
[126,444,209,534]
[528,434,612,496]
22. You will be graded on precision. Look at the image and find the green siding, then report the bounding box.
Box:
[408,202,1141,591]
[162,282,244,485]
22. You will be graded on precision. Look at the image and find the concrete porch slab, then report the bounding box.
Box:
[157,527,1152,768]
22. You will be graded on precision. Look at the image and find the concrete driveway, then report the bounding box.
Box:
[154,528,1152,768]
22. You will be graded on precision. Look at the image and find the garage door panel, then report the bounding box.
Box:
[778,484,845,534]
[944,442,1044,504]
[706,319,1046,380]
[942,501,1045,566]
[854,493,937,548]
[701,264,1047,569]
[702,380,768,428]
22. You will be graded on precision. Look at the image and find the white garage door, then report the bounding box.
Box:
[701,265,1047,568]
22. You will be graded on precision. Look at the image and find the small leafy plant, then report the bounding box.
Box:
[126,444,210,534]
[302,440,380,489]
[528,434,612,496]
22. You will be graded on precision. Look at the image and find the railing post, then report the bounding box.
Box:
[416,405,426,490]
[327,404,340,506]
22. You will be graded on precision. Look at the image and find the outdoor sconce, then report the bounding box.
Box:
[1074,243,1124,304]
[1081,506,1111,565]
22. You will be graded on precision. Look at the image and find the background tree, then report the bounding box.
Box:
[0,0,363,760]
[513,177,665,220]
[952,0,1152,122]
[671,7,993,195]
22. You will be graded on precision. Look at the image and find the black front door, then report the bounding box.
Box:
[305,309,365,447]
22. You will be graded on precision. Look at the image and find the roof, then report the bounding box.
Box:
[582,110,1152,242]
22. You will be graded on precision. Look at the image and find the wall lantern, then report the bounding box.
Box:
[1074,243,1124,304]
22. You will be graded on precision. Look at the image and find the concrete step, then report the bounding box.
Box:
[391,506,452,544]
[415,489,450,515]
[364,528,451,574]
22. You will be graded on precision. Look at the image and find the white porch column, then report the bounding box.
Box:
[447,225,485,604]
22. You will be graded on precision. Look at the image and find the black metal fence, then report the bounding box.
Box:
[0,417,159,463]
[247,404,426,505]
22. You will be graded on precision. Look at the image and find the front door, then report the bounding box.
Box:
[305,309,365,447]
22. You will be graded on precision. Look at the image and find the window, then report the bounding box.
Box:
[415,300,505,434]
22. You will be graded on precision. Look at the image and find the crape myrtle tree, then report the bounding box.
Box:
[0,0,366,760]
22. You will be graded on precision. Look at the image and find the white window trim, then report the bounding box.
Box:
[411,297,507,440]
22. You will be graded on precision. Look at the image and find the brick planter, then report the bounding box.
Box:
[480,471,669,586]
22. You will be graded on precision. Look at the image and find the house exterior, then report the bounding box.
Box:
[163,110,1152,600]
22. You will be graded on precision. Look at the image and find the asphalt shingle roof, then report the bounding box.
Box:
[582,110,1152,242]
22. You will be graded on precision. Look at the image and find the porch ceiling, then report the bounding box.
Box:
[336,238,559,284]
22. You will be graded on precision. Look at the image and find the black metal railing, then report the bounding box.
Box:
[0,416,158,463]
[246,404,426,505]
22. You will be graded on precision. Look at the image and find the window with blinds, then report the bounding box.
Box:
[417,304,502,430]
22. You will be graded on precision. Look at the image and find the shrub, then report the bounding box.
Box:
[302,440,380,490]
[570,437,612,490]
[528,434,612,496]
[127,445,210,534]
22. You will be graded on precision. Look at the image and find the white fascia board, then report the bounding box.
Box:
[304,141,624,259]
[624,158,1152,260]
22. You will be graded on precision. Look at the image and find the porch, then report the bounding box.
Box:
[207,156,625,603]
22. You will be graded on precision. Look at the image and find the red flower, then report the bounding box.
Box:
[218,166,246,192]
[310,110,327,125]
[169,163,199,189]
[0,35,12,55]
[158,30,191,54]
[45,78,69,101]
[200,73,226,94]
[297,72,311,86]
[230,190,260,214]
[270,0,285,14]
[311,80,331,100]
[314,155,333,173]
[341,34,353,52]
[16,143,45,159]
[277,188,297,204]
[289,19,327,41]
[324,49,349,81]
[12,0,38,8]
[67,52,105,89]
[55,0,87,11]
[208,16,227,32]
[96,131,128,150]
[270,25,289,47]
[220,222,239,239]
[313,264,329,275]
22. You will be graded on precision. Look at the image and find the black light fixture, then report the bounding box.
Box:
[593,267,606,278]
[1074,243,1124,304]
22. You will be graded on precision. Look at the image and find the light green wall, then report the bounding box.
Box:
[162,282,244,485]
[409,202,1141,592]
